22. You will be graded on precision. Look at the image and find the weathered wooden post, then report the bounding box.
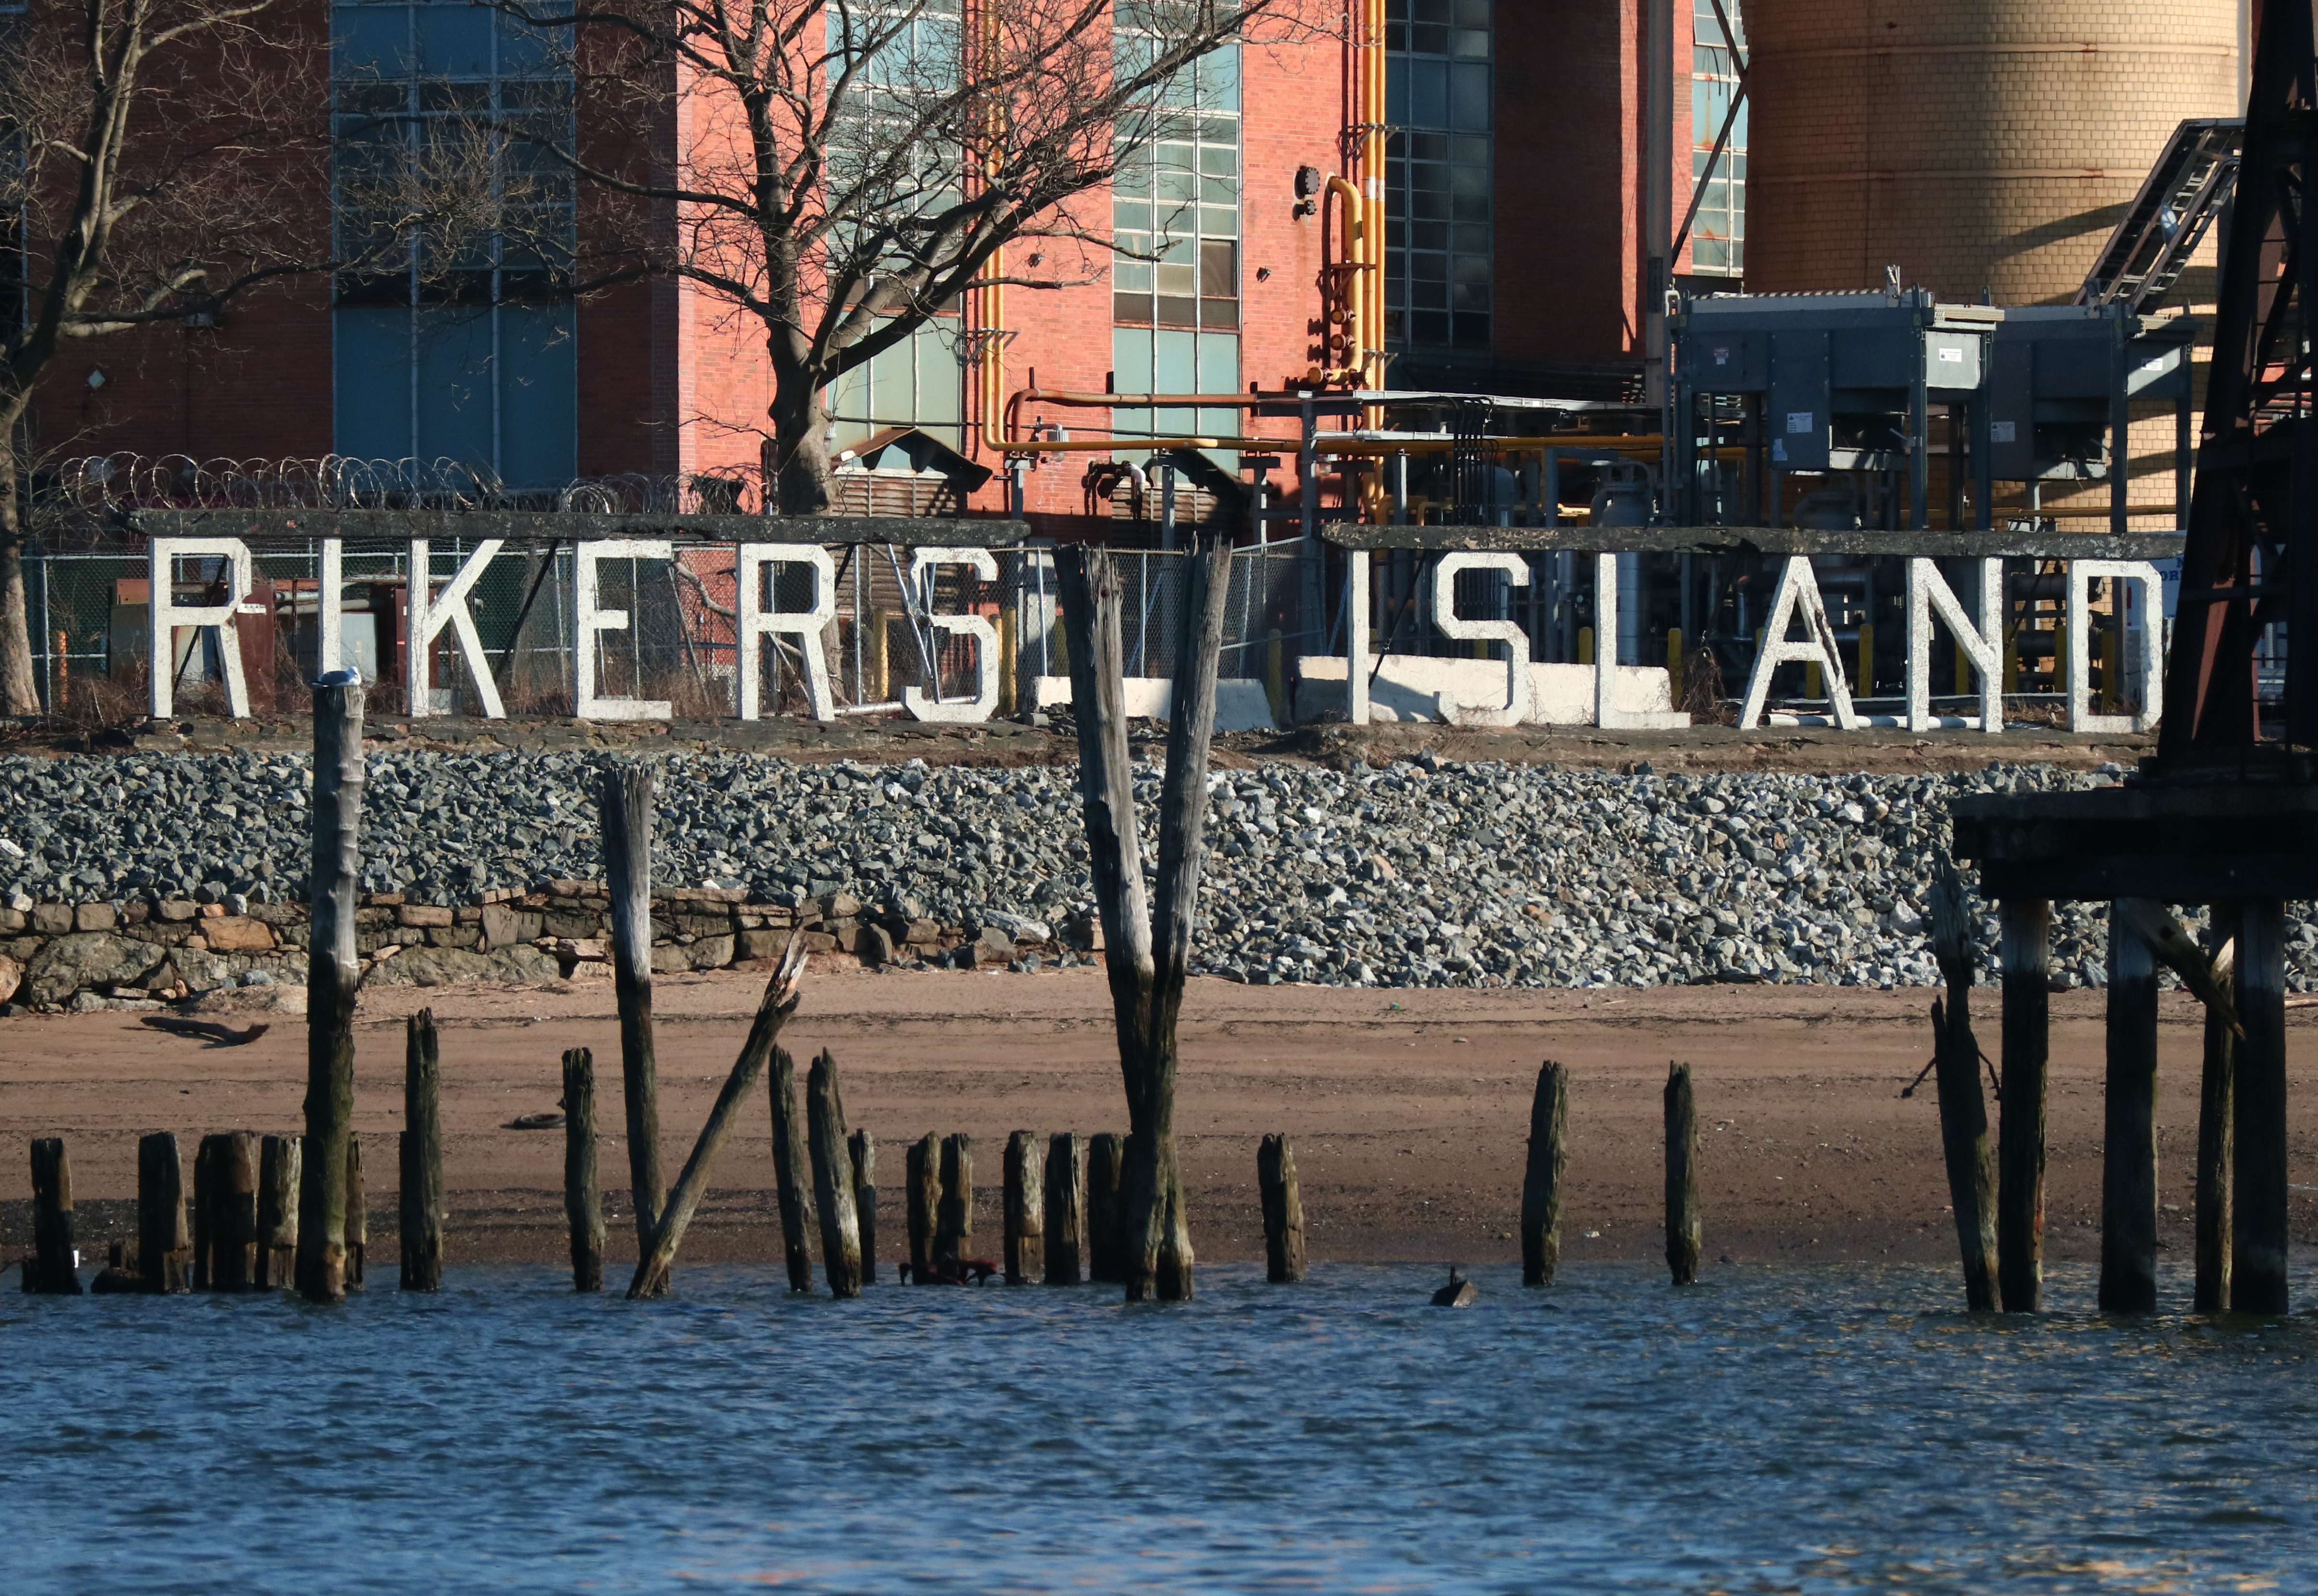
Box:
[27,1138,81,1294]
[936,1133,974,1268]
[562,1047,604,1292]
[1664,1062,1701,1286]
[767,1046,817,1291]
[2232,898,2290,1314]
[850,1130,878,1284]
[1998,897,2052,1311]
[137,1132,189,1293]
[1003,1130,1045,1285]
[400,1010,445,1291]
[1520,1062,1568,1287]
[602,764,667,1271]
[1257,1134,1306,1284]
[257,1134,302,1289]
[1043,1133,1084,1286]
[2197,916,2238,1312]
[1060,539,1234,1302]
[212,1131,259,1291]
[296,671,364,1303]
[631,953,807,1298]
[1086,1132,1127,1284]
[190,1135,216,1291]
[906,1132,937,1279]
[344,1133,366,1289]
[1927,863,1998,1311]
[807,1050,862,1298]
[2101,899,2162,1313]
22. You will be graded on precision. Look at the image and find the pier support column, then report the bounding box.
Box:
[1998,897,2051,1312]
[2232,899,2290,1314]
[2100,900,2160,1313]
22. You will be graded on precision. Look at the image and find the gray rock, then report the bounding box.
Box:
[24,933,167,1006]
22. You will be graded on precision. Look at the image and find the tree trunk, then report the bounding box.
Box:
[0,444,40,717]
[769,376,833,515]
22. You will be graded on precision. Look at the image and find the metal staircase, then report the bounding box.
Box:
[2078,118,2243,314]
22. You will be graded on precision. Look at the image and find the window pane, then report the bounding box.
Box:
[1199,238,1235,297]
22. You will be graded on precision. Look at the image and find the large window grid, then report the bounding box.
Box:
[1689,0,1745,277]
[1384,0,1492,352]
[329,3,577,488]
[1111,47,1240,335]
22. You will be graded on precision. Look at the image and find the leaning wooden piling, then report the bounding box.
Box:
[1664,1063,1700,1286]
[1927,863,1999,1312]
[1086,1132,1127,1283]
[2100,900,2161,1313]
[210,1131,259,1291]
[137,1132,189,1293]
[767,1047,817,1292]
[807,1050,863,1298]
[297,671,365,1303]
[27,1138,81,1294]
[850,1130,878,1284]
[1043,1133,1084,1286]
[400,1010,445,1291]
[1520,1062,1568,1287]
[1003,1131,1045,1285]
[906,1133,937,1279]
[2196,918,2238,1312]
[563,1048,604,1292]
[1997,896,2052,1312]
[936,1134,974,1267]
[257,1134,302,1290]
[1257,1134,1306,1284]
[602,764,667,1267]
[2232,899,2290,1314]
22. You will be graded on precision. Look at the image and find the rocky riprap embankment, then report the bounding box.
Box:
[1,749,2311,1007]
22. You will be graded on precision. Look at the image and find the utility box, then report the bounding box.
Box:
[1987,304,2195,531]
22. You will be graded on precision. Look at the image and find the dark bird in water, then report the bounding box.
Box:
[1432,1266,1478,1307]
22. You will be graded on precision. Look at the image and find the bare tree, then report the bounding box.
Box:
[496,0,1306,513]
[0,0,339,716]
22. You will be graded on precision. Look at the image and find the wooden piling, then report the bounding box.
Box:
[1043,1133,1084,1286]
[807,1050,863,1298]
[1664,1063,1701,1285]
[136,1132,189,1293]
[1003,1130,1045,1284]
[212,1130,259,1291]
[850,1130,878,1284]
[2196,914,2237,1312]
[27,1138,81,1293]
[906,1133,937,1279]
[1257,1134,1306,1284]
[562,1047,604,1292]
[297,673,365,1303]
[2232,898,2289,1314]
[2100,900,2161,1313]
[190,1135,215,1291]
[602,764,667,1267]
[400,1010,445,1291]
[1520,1061,1568,1287]
[767,1046,817,1292]
[257,1134,302,1290]
[936,1133,974,1267]
[344,1133,366,1290]
[1927,862,1999,1312]
[1086,1132,1127,1283]
[1998,896,2051,1312]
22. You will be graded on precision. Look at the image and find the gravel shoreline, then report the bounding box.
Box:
[1,749,2306,991]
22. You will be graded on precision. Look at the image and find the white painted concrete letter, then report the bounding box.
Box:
[1593,552,1622,728]
[148,538,253,719]
[736,543,838,721]
[406,539,506,719]
[1432,551,1530,727]
[904,547,1000,724]
[575,540,674,721]
[317,538,347,680]
[1347,547,1372,726]
[1738,556,1858,730]
[2069,560,2165,733]
[1905,557,2002,733]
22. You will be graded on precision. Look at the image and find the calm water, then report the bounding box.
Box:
[8,1262,2314,1593]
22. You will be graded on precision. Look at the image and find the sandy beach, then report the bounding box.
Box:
[6,964,2314,1272]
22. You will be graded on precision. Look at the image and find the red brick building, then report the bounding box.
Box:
[23,1,1718,521]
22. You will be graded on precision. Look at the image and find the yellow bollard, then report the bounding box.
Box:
[1577,627,1595,667]
[2004,630,2019,694]
[1955,632,1971,696]
[1266,628,1285,724]
[1666,626,1684,706]
[1856,621,1874,698]
[1806,659,1822,701]
[871,608,892,703]
[997,609,1018,718]
[2053,620,2068,695]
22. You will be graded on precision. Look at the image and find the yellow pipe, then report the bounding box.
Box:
[1361,0,1386,422]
